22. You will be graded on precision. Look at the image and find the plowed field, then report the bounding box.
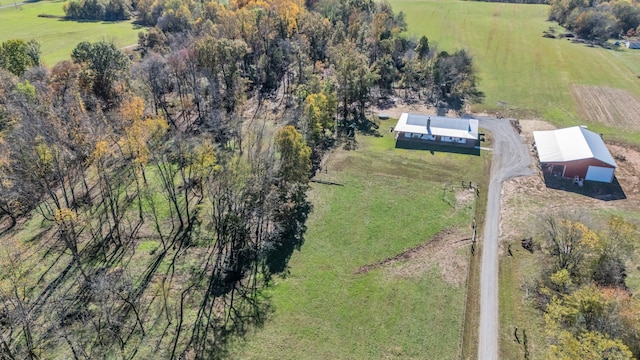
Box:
[571,85,640,130]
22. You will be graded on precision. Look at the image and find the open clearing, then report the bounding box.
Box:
[388,0,640,144]
[497,119,640,359]
[0,0,141,65]
[570,85,640,130]
[229,120,490,359]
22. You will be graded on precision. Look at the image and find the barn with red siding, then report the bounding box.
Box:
[533,126,617,183]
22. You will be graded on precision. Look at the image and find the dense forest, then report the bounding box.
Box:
[0,0,483,358]
[548,0,640,42]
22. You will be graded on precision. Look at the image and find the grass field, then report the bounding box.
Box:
[388,0,640,144]
[0,0,141,65]
[228,124,490,359]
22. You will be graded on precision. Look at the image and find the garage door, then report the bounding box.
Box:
[585,166,614,183]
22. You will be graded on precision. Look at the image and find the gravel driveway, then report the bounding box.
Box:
[476,117,532,360]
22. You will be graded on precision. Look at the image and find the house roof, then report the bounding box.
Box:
[533,126,617,167]
[393,113,479,140]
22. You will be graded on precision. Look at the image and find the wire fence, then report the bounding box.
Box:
[458,182,480,359]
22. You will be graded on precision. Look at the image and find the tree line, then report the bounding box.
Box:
[469,0,548,5]
[63,0,132,21]
[530,212,640,359]
[548,0,640,42]
[0,0,483,357]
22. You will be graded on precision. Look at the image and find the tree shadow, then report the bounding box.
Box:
[395,139,481,156]
[263,187,312,278]
[55,18,133,25]
[187,285,273,360]
[374,96,397,110]
[542,173,626,201]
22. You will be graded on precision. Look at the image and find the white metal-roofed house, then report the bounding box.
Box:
[393,113,479,148]
[533,126,617,183]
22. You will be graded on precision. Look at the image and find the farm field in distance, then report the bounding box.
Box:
[228,122,490,359]
[0,0,141,65]
[389,0,640,145]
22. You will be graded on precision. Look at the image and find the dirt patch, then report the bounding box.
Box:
[519,119,556,144]
[371,102,459,120]
[570,85,640,130]
[456,188,476,209]
[355,228,472,285]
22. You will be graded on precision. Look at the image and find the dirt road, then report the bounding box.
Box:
[477,118,532,359]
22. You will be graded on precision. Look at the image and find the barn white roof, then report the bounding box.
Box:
[393,113,479,140]
[533,126,617,167]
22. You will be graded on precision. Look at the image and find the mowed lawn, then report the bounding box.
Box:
[389,0,640,141]
[230,125,489,359]
[0,0,141,65]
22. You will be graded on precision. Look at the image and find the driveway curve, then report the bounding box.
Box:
[476,118,532,360]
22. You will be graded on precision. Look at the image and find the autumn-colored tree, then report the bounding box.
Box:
[71,41,129,103]
[275,125,311,184]
[547,330,632,360]
[304,92,334,142]
[194,37,249,113]
[135,53,176,127]
[544,284,636,359]
[119,114,168,182]
[540,213,599,279]
[616,292,640,357]
[137,26,168,54]
[432,50,484,112]
[572,9,617,43]
[54,207,88,280]
[592,216,638,287]
[332,41,379,122]
[298,13,332,62]
[49,61,83,109]
[0,39,41,76]
[157,0,194,32]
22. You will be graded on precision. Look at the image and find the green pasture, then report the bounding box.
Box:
[229,124,490,359]
[389,0,640,143]
[0,0,141,65]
